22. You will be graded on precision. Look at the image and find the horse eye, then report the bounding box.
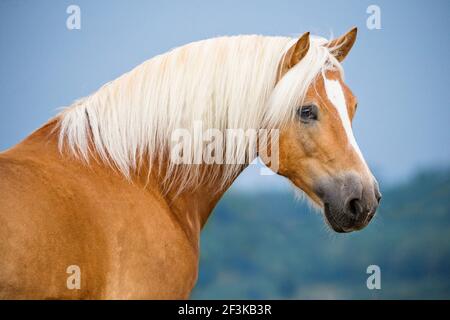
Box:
[298,105,318,123]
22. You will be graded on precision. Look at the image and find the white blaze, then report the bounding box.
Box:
[323,77,369,170]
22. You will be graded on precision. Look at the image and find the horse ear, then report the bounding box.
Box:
[326,27,357,62]
[279,32,310,78]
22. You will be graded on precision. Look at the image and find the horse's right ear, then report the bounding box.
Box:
[278,32,310,79]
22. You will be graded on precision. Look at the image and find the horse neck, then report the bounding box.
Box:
[152,163,248,234]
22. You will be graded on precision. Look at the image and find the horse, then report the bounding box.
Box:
[0,27,381,299]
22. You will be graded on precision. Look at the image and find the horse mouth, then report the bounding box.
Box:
[323,203,351,233]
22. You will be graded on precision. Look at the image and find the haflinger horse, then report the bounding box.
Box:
[0,27,381,299]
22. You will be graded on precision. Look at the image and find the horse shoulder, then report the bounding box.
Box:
[0,150,109,299]
[0,149,199,299]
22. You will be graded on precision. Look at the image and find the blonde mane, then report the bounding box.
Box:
[57,34,342,193]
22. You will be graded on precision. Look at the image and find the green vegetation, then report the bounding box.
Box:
[192,168,450,299]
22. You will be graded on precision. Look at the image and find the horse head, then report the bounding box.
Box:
[269,28,381,232]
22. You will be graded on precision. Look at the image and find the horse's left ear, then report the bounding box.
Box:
[326,27,357,62]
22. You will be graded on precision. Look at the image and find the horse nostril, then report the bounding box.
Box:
[347,198,363,217]
[374,182,382,204]
[376,192,382,204]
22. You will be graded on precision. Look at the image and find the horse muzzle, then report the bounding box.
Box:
[314,172,381,233]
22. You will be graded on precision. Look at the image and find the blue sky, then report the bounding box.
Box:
[0,0,449,189]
